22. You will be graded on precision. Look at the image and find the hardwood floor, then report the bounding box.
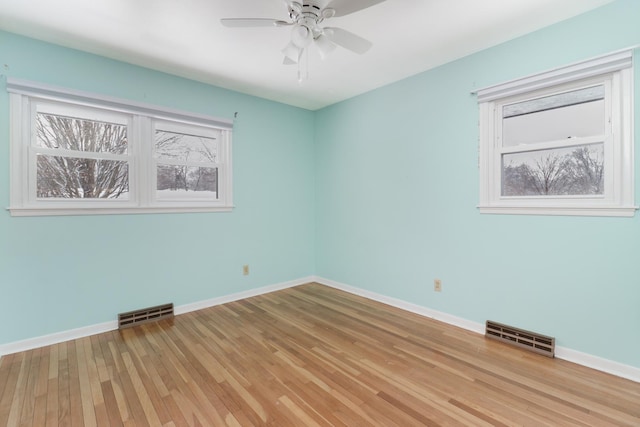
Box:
[1,283,639,426]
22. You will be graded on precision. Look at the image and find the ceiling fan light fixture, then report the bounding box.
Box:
[315,34,337,60]
[282,41,302,63]
[291,24,312,48]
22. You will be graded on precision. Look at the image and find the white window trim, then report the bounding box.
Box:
[7,79,234,216]
[476,49,636,217]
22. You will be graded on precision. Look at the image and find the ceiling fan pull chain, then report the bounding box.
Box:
[298,48,309,83]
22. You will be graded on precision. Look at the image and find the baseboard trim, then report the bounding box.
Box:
[175,276,313,315]
[313,276,640,383]
[554,346,640,383]
[0,276,312,357]
[314,276,484,334]
[0,321,118,357]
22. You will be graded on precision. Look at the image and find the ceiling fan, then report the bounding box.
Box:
[221,0,387,65]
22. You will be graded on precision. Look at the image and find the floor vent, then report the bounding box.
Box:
[118,303,174,329]
[485,320,555,358]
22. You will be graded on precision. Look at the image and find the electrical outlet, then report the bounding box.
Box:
[434,279,442,292]
[243,264,249,276]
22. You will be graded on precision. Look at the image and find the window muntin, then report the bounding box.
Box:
[476,49,635,216]
[8,80,233,216]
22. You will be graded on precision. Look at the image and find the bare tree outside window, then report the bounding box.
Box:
[564,146,604,194]
[502,144,604,196]
[155,130,218,199]
[36,113,129,198]
[156,165,218,193]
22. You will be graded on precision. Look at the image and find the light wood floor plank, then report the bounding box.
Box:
[3,352,31,427]
[31,346,49,426]
[1,283,639,426]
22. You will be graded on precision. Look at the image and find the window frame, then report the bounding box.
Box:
[476,49,635,217]
[7,79,234,216]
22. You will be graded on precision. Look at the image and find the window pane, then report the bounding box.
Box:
[155,130,218,163]
[502,144,604,196]
[37,155,129,199]
[37,113,128,154]
[503,86,604,147]
[156,165,218,199]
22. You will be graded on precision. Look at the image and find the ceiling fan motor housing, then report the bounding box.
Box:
[289,2,331,26]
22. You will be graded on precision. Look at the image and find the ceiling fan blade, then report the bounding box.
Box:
[323,27,372,54]
[283,57,297,65]
[326,0,387,17]
[221,18,291,28]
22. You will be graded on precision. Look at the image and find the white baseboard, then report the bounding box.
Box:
[554,346,640,383]
[175,276,313,315]
[314,276,485,334]
[0,321,118,357]
[0,276,312,357]
[313,276,640,383]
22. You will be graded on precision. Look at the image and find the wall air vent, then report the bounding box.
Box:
[118,303,174,329]
[485,320,555,358]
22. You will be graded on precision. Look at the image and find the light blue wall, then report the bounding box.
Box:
[0,31,316,344]
[315,0,640,368]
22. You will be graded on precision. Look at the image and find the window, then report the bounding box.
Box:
[477,49,635,216]
[8,79,233,216]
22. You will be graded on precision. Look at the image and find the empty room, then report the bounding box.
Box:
[0,0,639,425]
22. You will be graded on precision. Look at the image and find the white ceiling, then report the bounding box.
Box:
[0,0,613,110]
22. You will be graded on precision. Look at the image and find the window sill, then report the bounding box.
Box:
[7,205,234,217]
[478,205,638,217]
